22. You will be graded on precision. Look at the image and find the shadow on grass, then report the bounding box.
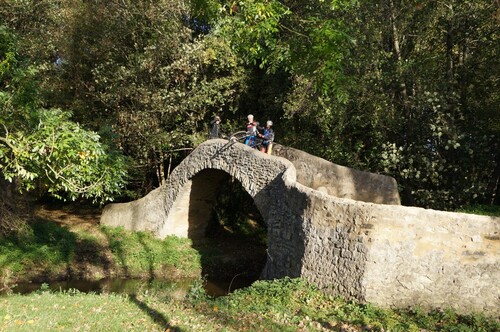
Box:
[128,294,184,332]
[0,218,113,283]
[100,226,131,278]
[136,232,155,281]
[1,216,193,286]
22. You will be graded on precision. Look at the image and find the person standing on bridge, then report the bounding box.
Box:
[259,120,274,155]
[209,115,221,139]
[244,114,259,147]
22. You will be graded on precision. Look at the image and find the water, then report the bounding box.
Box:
[2,277,255,297]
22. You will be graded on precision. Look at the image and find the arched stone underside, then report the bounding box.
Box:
[164,168,267,242]
[101,139,500,316]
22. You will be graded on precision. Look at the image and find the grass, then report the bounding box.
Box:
[0,218,200,285]
[1,205,498,331]
[457,204,500,217]
[0,278,498,332]
[0,289,166,332]
[101,226,200,279]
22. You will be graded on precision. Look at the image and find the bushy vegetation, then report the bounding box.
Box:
[210,278,499,331]
[457,205,500,217]
[0,25,127,204]
[1,278,498,331]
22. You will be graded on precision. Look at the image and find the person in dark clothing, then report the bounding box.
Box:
[209,115,221,139]
[259,120,274,154]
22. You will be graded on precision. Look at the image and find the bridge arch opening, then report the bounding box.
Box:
[183,169,268,292]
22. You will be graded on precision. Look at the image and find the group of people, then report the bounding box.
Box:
[244,114,274,155]
[209,114,275,155]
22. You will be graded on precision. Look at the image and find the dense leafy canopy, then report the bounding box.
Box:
[1,0,498,209]
[0,22,126,203]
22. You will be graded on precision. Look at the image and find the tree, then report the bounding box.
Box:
[2,0,497,210]
[0,24,127,203]
[59,0,251,192]
[214,0,499,209]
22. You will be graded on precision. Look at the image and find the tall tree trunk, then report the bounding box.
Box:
[458,18,468,113]
[446,26,454,86]
[485,154,500,205]
[389,0,408,104]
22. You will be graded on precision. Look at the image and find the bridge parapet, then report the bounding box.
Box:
[273,144,401,205]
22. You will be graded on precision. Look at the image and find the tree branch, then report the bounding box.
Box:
[279,23,309,39]
[0,136,17,152]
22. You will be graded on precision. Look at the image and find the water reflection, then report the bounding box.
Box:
[3,277,255,297]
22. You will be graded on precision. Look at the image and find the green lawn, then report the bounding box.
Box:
[1,278,498,332]
[1,209,498,331]
[1,291,162,332]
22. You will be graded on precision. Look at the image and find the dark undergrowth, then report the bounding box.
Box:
[457,204,500,217]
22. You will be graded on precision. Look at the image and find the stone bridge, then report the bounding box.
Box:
[101,139,499,315]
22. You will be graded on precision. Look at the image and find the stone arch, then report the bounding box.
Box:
[101,139,304,280]
[160,168,268,239]
[156,139,293,238]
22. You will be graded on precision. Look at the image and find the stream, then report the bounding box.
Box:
[2,277,256,297]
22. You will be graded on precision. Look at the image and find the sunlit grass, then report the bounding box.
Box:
[0,290,162,332]
[1,279,498,332]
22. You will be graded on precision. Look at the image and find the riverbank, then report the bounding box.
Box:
[0,205,200,286]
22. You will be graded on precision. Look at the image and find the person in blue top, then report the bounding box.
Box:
[258,120,274,155]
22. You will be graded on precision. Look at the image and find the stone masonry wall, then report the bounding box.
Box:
[288,181,500,315]
[362,203,499,314]
[102,139,308,279]
[101,139,499,315]
[273,144,401,205]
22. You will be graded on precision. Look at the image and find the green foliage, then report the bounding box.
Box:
[378,92,498,209]
[278,0,499,209]
[212,176,267,244]
[39,0,252,193]
[457,205,500,217]
[207,278,499,331]
[2,0,498,209]
[219,0,290,71]
[0,109,127,202]
[0,24,127,203]
[186,277,209,303]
